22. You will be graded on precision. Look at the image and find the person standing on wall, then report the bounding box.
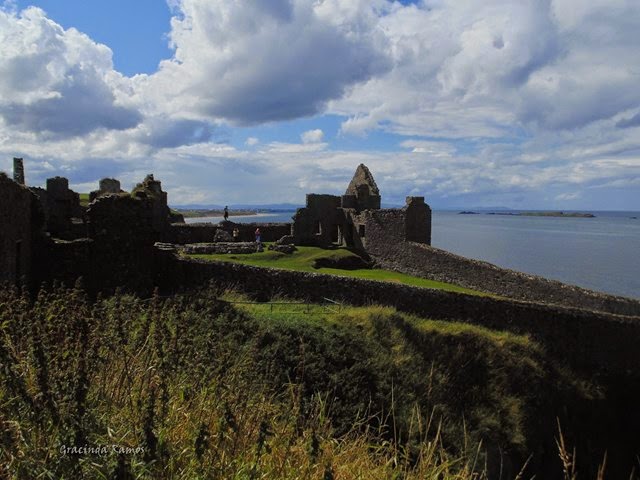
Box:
[223,206,229,221]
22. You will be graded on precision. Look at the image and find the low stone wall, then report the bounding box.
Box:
[38,238,94,289]
[163,223,218,244]
[366,240,640,317]
[154,250,640,376]
[179,242,259,254]
[164,222,291,244]
[217,222,291,242]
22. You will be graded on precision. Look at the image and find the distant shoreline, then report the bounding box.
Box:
[460,211,595,218]
[176,209,258,218]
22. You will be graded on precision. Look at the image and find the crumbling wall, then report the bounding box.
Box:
[292,194,341,246]
[0,173,44,285]
[345,163,381,211]
[163,223,219,244]
[131,174,171,233]
[404,196,431,244]
[44,176,83,238]
[89,178,123,202]
[217,222,292,243]
[83,194,160,293]
[163,222,291,244]
[359,208,405,251]
[153,250,640,374]
[13,157,25,185]
[39,238,94,290]
[368,240,640,316]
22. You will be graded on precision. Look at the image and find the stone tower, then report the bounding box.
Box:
[13,157,25,185]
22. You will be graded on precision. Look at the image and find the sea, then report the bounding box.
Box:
[185,210,640,300]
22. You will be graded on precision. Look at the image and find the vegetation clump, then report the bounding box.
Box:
[0,284,631,478]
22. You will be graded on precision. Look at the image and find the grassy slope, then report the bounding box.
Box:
[189,246,484,295]
[0,285,625,478]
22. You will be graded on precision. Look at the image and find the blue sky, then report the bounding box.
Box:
[1,0,639,209]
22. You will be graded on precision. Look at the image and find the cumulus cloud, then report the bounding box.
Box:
[301,129,324,144]
[145,0,392,124]
[1,0,639,210]
[0,7,142,137]
[334,0,640,136]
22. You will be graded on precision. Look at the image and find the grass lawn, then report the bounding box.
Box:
[188,245,484,295]
[79,192,90,207]
[225,292,528,347]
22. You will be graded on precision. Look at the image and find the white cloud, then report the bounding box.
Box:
[400,140,455,157]
[301,129,324,144]
[0,7,142,137]
[143,0,391,124]
[335,0,640,137]
[0,1,639,210]
[265,141,327,154]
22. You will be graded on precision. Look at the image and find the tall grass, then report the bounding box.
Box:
[0,284,633,478]
[0,283,492,479]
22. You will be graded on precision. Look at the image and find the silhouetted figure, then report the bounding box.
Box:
[223,206,229,221]
[255,227,263,251]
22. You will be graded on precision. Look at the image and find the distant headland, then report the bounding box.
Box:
[460,210,595,218]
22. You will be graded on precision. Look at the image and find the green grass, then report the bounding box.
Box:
[225,292,531,347]
[79,192,90,207]
[189,245,484,295]
[0,285,621,478]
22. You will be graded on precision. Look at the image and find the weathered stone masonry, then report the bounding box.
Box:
[2,159,639,319]
[152,249,640,375]
[292,164,432,250]
[0,173,44,285]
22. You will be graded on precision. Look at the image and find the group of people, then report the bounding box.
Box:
[228,227,261,243]
[223,205,262,249]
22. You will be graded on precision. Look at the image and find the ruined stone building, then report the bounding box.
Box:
[292,164,432,252]
[0,159,431,293]
[0,168,44,285]
[0,160,181,290]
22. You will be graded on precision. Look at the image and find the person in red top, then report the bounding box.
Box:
[254,228,261,243]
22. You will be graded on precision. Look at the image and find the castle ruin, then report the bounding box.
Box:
[2,157,640,318]
[292,164,431,251]
[0,160,431,291]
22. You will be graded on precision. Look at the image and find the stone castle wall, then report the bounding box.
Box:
[366,240,640,317]
[152,250,640,375]
[0,173,43,285]
[292,194,342,246]
[163,222,291,244]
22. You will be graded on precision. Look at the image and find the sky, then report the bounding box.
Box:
[0,0,639,209]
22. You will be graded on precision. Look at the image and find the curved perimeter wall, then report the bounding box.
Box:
[153,250,640,376]
[358,209,640,317]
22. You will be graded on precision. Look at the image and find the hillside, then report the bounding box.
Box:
[1,284,638,478]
